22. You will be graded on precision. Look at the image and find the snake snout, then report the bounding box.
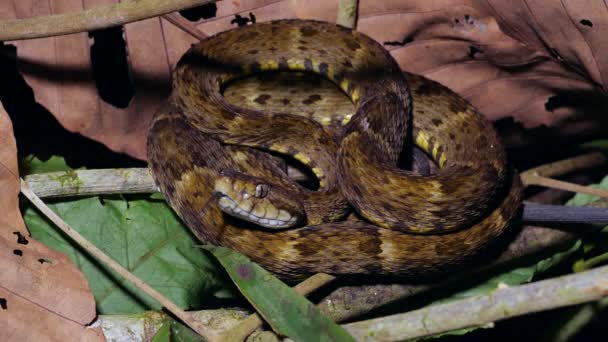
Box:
[213,176,302,229]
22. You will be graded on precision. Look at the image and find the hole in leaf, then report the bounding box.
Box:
[180,3,217,21]
[544,92,605,112]
[468,46,483,59]
[231,12,256,27]
[89,26,134,108]
[13,249,23,256]
[580,19,593,27]
[38,258,53,264]
[13,231,29,245]
[383,36,414,46]
[0,298,6,310]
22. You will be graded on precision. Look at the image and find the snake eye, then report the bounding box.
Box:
[254,184,270,198]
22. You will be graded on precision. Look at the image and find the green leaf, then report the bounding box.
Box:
[150,192,166,200]
[206,246,355,342]
[24,196,232,314]
[151,321,171,342]
[580,139,608,150]
[170,320,206,342]
[20,155,72,175]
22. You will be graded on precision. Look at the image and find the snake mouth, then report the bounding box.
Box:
[217,194,299,229]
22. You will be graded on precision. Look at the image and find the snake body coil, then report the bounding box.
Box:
[147,20,522,280]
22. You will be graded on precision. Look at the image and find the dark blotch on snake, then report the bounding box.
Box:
[449,98,469,114]
[343,38,362,51]
[303,94,322,105]
[416,82,443,96]
[300,26,318,37]
[278,57,289,70]
[254,94,272,104]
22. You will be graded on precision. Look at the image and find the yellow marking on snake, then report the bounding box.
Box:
[293,152,326,187]
[270,143,288,154]
[294,152,311,165]
[432,143,440,160]
[288,61,306,71]
[341,114,353,125]
[351,88,360,103]
[325,66,336,81]
[312,167,324,179]
[340,79,350,93]
[234,151,249,162]
[439,153,447,168]
[415,131,431,152]
[260,60,279,70]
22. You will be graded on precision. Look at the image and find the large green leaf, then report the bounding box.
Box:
[207,246,355,342]
[24,195,231,314]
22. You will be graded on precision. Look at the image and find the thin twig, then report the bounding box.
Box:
[525,176,608,199]
[24,168,157,198]
[162,13,209,40]
[520,152,607,182]
[19,179,218,341]
[0,0,215,41]
[520,151,608,199]
[343,264,608,341]
[336,0,359,28]
[219,273,336,341]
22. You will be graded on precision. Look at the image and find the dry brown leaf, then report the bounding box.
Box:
[2,1,195,160]
[2,0,606,160]
[0,1,606,339]
[0,105,103,340]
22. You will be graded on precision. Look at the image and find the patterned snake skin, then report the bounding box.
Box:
[147,20,523,280]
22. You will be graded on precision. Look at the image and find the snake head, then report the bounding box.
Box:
[213,173,304,229]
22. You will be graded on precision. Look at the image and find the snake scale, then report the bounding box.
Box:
[147,20,523,280]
